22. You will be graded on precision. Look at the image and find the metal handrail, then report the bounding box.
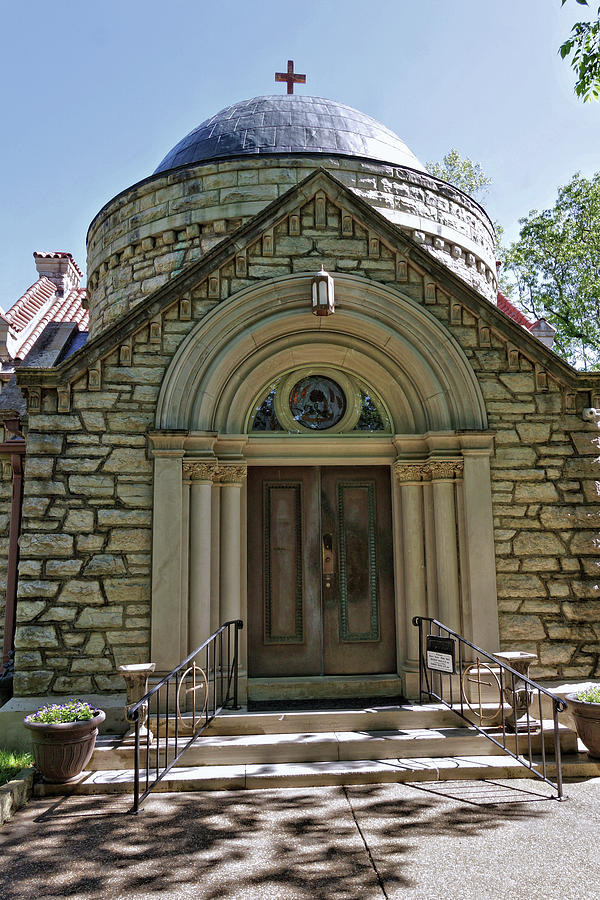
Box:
[127,619,243,813]
[413,616,567,800]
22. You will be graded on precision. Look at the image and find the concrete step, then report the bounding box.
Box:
[90,722,577,771]
[150,703,464,737]
[33,752,600,798]
[246,674,403,702]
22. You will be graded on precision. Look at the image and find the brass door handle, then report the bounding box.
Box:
[322,533,334,588]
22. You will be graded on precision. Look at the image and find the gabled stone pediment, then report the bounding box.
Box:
[16,168,600,408]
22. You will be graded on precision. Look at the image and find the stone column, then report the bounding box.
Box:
[428,460,463,633]
[150,444,186,672]
[185,460,218,653]
[393,463,427,666]
[218,464,247,626]
[462,450,499,650]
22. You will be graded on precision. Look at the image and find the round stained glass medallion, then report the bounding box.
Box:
[289,375,346,430]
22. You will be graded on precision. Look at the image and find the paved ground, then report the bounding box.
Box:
[1,778,599,899]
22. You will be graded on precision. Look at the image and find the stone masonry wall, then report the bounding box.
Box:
[12,187,599,695]
[0,463,12,660]
[86,156,497,336]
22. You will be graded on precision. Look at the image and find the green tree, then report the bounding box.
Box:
[426,148,491,203]
[503,172,600,370]
[560,0,600,101]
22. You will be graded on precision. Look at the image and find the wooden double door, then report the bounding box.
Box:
[247,466,396,677]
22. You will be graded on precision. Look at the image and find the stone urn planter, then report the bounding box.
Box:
[24,700,105,783]
[566,686,600,758]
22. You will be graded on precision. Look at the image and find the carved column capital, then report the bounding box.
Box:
[393,461,426,484]
[425,460,464,481]
[217,464,248,484]
[183,460,219,482]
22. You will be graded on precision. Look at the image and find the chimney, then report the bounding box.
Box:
[530,317,556,350]
[33,251,82,297]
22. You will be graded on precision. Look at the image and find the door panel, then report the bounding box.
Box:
[248,467,321,676]
[247,466,396,678]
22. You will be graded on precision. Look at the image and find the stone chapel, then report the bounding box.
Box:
[1,87,599,733]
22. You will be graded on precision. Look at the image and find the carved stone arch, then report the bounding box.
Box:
[151,273,498,696]
[155,273,488,433]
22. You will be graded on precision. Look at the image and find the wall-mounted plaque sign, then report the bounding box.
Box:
[426,635,456,674]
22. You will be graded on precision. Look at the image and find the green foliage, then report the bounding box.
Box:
[25,698,97,724]
[560,1,600,101]
[577,684,600,703]
[426,148,491,202]
[0,749,32,786]
[503,171,600,369]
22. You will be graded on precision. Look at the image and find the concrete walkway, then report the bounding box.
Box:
[1,778,599,899]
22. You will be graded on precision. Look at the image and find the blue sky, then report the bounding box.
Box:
[1,0,598,306]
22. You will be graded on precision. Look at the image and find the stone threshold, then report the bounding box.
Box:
[32,753,600,797]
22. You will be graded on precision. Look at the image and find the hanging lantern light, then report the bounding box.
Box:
[311,266,335,317]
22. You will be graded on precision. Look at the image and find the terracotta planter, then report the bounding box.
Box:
[24,710,106,783]
[566,693,600,758]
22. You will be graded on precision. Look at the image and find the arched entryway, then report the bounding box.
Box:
[150,273,497,700]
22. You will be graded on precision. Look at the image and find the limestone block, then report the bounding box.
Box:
[496,372,536,393]
[562,601,600,622]
[45,559,83,578]
[108,630,148,645]
[540,505,600,529]
[539,643,576,665]
[102,449,152,474]
[53,676,93,692]
[513,483,559,503]
[39,606,77,622]
[115,482,153,508]
[26,433,63,454]
[80,411,107,431]
[19,534,73,558]
[103,578,149,604]
[106,413,156,433]
[570,531,600,555]
[17,581,60,599]
[513,533,565,556]
[24,458,54,479]
[496,574,545,597]
[21,498,50,518]
[75,607,123,628]
[71,658,113,673]
[499,614,545,640]
[17,560,42,578]
[111,646,150,667]
[63,633,85,647]
[63,510,95,533]
[571,431,600,456]
[548,582,572,598]
[494,447,537,467]
[57,458,102,474]
[58,581,104,605]
[69,475,114,497]
[572,580,600,599]
[86,633,106,654]
[77,535,106,553]
[97,509,151,527]
[27,415,82,432]
[83,555,127,576]
[582,559,600,575]
[106,529,151,552]
[95,674,130,691]
[14,625,58,648]
[25,481,66,497]
[14,650,42,667]
[515,423,551,444]
[564,458,600,480]
[13,671,53,695]
[16,601,47,621]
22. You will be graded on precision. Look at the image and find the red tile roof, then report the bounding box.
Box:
[4,278,88,360]
[496,291,534,331]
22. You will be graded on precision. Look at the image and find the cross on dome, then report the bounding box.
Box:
[275,59,306,94]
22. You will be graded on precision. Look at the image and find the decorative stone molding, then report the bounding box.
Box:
[183,461,219,482]
[394,459,464,483]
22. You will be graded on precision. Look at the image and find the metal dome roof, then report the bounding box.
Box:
[154,95,426,174]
